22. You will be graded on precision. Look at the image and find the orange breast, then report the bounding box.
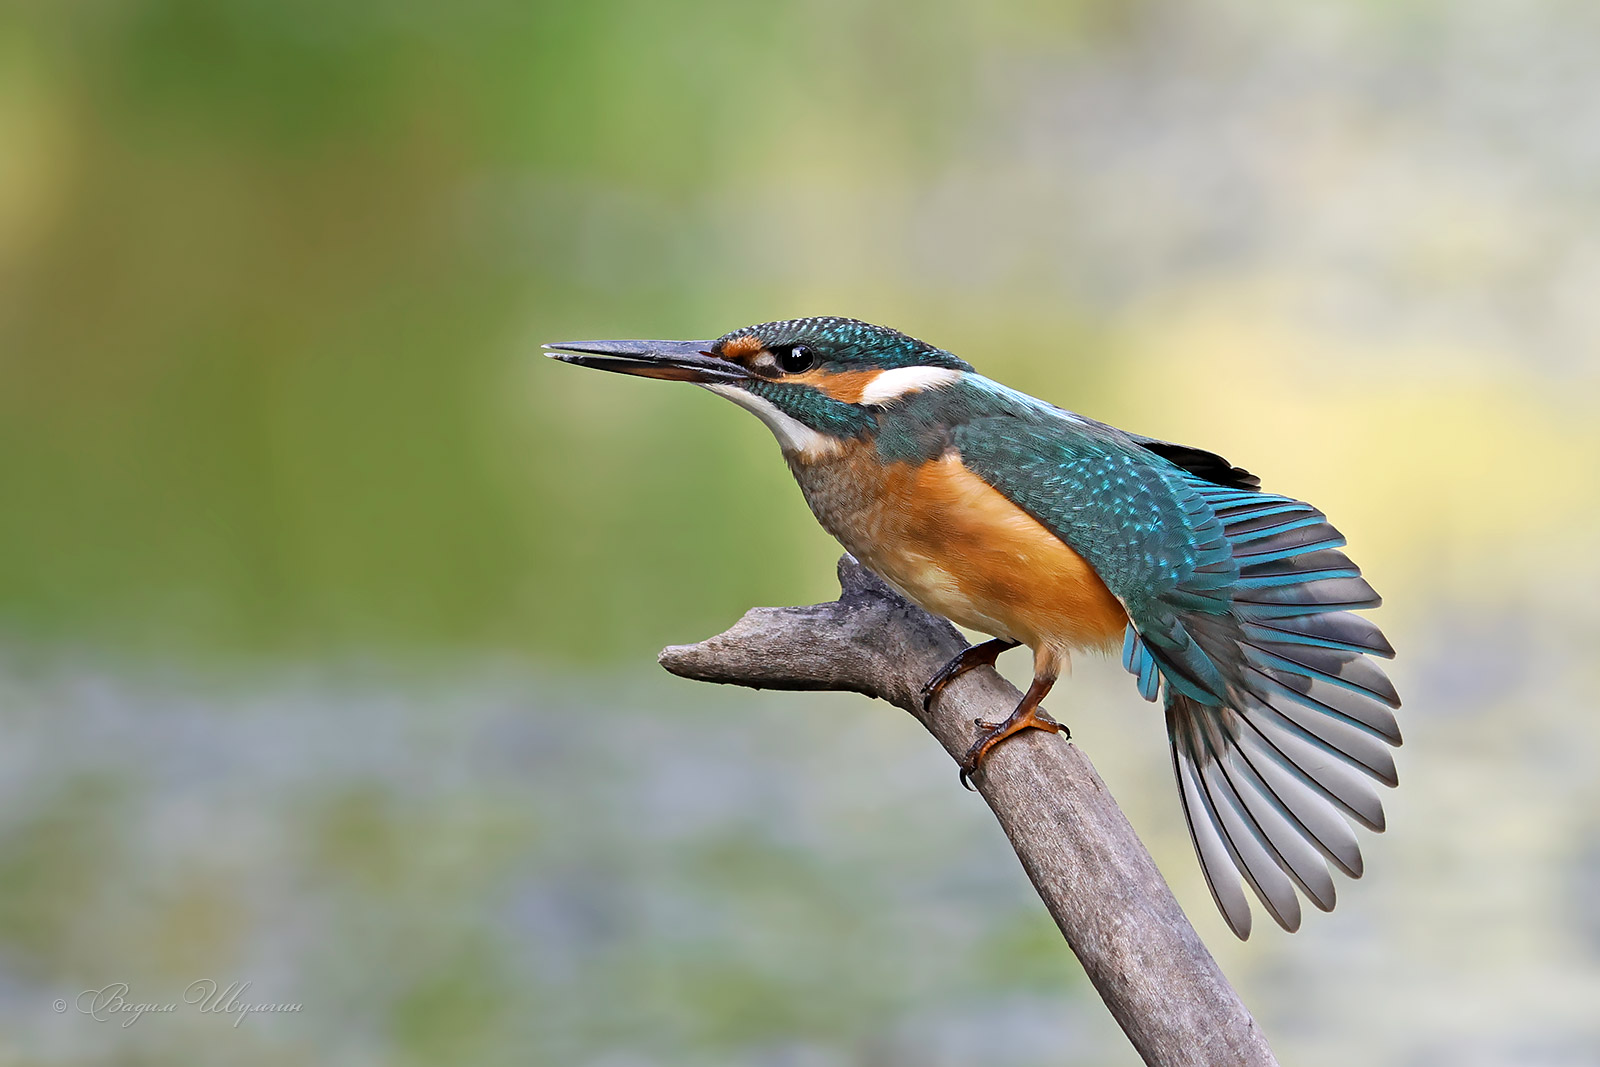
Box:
[792,447,1128,656]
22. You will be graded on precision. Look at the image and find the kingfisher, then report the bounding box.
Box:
[546,316,1399,940]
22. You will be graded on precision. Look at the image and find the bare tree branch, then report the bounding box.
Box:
[659,556,1279,1067]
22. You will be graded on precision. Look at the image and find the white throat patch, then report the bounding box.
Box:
[701,384,843,461]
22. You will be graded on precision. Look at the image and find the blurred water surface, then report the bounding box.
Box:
[2,0,1599,1063]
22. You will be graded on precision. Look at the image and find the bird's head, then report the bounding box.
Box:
[545,317,973,460]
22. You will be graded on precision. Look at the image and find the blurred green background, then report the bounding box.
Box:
[3,0,1600,1064]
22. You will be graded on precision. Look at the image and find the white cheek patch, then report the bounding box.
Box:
[858,366,963,406]
[701,384,843,460]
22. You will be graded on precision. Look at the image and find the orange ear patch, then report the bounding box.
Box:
[786,367,881,403]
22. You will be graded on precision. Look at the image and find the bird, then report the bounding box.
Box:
[545,316,1400,940]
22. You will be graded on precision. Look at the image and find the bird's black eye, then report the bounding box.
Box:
[777,344,815,374]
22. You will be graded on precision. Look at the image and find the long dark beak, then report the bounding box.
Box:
[543,339,746,383]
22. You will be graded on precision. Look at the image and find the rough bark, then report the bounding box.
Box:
[659,556,1278,1067]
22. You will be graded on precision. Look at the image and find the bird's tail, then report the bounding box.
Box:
[1162,487,1400,939]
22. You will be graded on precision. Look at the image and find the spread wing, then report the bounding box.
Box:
[950,390,1400,939]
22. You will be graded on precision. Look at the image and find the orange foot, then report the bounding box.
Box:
[957,702,1069,790]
